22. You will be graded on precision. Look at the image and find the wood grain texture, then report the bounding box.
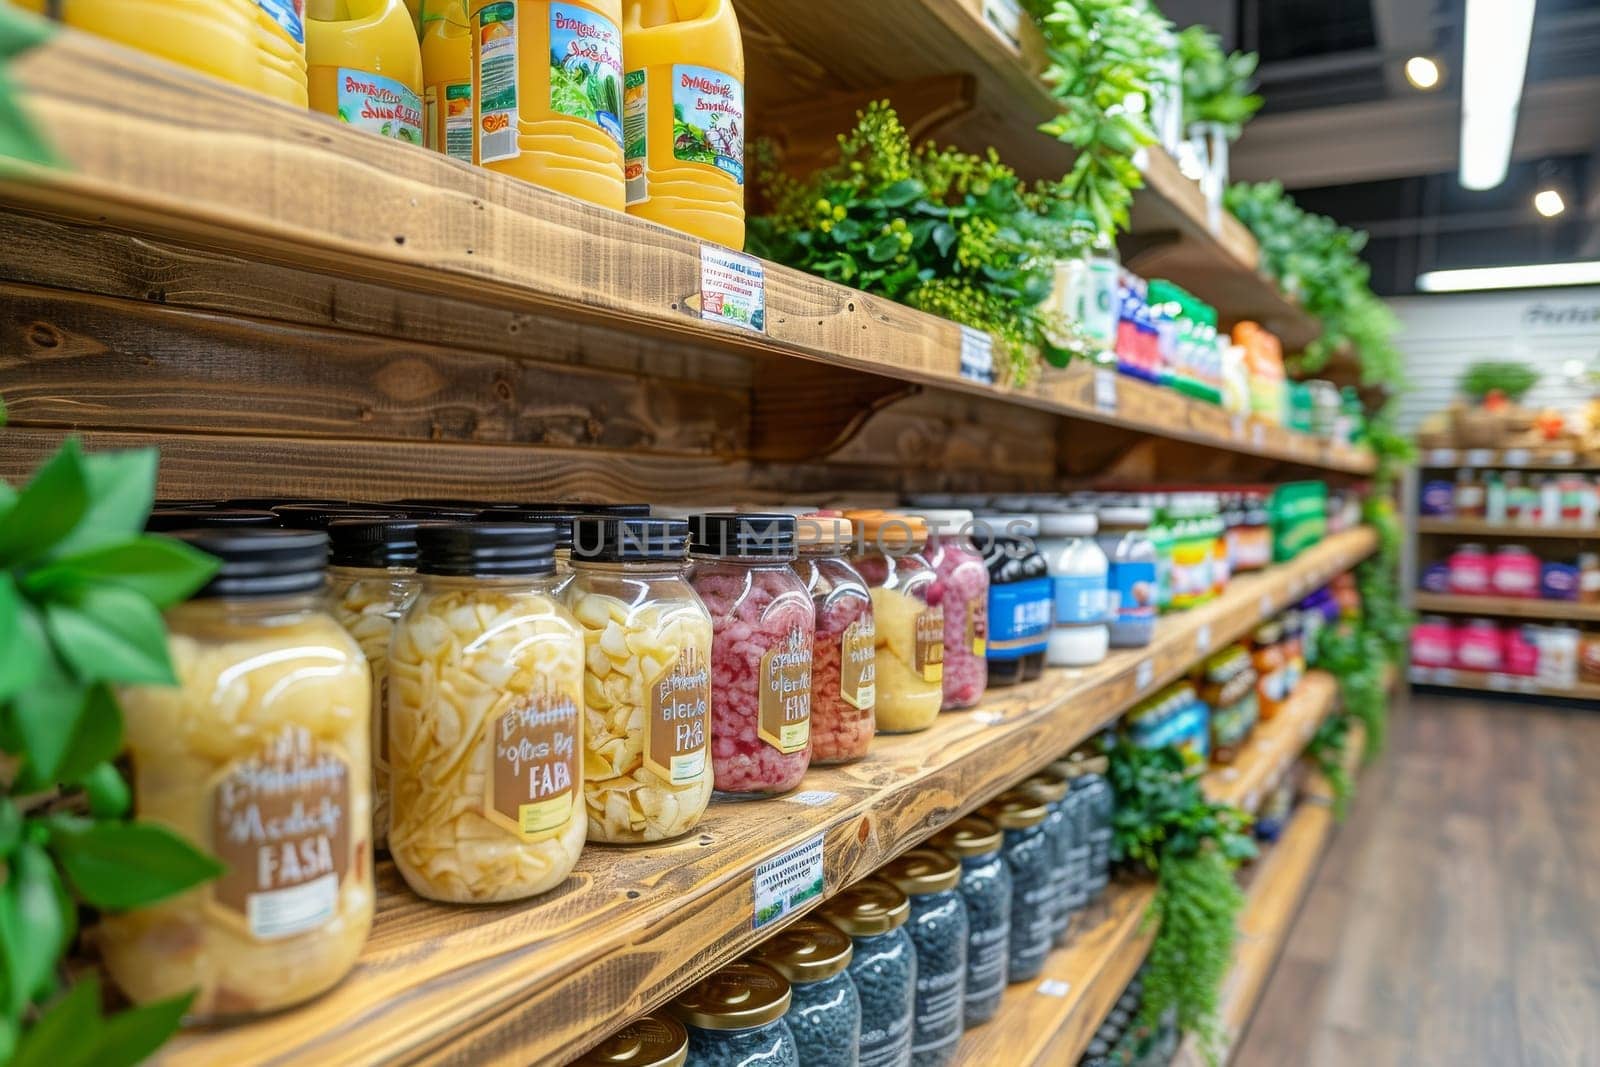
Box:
[1415,520,1598,541]
[1408,666,1600,702]
[950,882,1159,1067]
[143,531,1376,1066]
[1412,593,1600,624]
[1203,671,1340,812]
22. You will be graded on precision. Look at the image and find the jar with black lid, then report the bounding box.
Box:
[145,508,280,531]
[978,530,1053,687]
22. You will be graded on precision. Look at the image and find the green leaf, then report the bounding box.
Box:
[88,991,195,1067]
[9,975,100,1067]
[0,842,69,1015]
[48,819,223,911]
[45,586,174,686]
[50,448,159,557]
[52,684,123,787]
[0,573,22,696]
[0,438,88,566]
[866,232,902,263]
[11,653,88,781]
[24,534,219,607]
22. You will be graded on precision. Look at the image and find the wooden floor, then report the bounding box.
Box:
[1233,691,1600,1067]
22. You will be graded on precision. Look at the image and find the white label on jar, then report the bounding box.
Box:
[753,832,824,930]
[1037,979,1072,998]
[699,245,765,332]
[959,325,996,384]
[247,872,338,941]
[1094,368,1118,414]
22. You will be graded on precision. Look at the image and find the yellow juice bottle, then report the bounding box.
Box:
[253,0,311,107]
[469,0,626,212]
[404,0,424,35]
[621,0,745,248]
[307,0,425,145]
[22,0,261,94]
[421,0,473,162]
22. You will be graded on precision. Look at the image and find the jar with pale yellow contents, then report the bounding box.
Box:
[387,523,586,903]
[846,512,944,733]
[108,529,373,1021]
[566,515,714,843]
[326,518,423,853]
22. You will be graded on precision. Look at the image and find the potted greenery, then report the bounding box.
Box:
[1453,361,1540,446]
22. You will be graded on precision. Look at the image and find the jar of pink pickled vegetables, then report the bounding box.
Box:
[794,514,876,765]
[914,509,989,710]
[690,514,816,797]
[846,511,944,734]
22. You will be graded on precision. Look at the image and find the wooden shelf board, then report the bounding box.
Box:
[1202,671,1339,812]
[1408,666,1600,702]
[1412,593,1600,623]
[951,881,1159,1067]
[1416,519,1597,539]
[152,529,1376,1066]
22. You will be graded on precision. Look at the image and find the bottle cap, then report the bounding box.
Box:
[415,523,557,577]
[570,516,689,563]
[822,878,911,936]
[689,514,797,560]
[170,529,326,599]
[146,509,279,531]
[879,848,962,895]
[669,961,791,1031]
[570,1015,688,1067]
[327,519,421,569]
[979,790,1049,829]
[751,918,854,983]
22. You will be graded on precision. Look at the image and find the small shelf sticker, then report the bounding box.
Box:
[754,833,824,930]
[981,0,1024,53]
[1231,415,1246,439]
[1135,659,1154,691]
[1260,593,1274,618]
[1426,448,1459,467]
[1550,450,1577,466]
[699,246,766,333]
[1465,448,1496,467]
[1196,624,1212,654]
[1252,423,1266,449]
[1502,448,1531,468]
[1094,369,1118,414]
[959,326,996,385]
[785,790,838,808]
[1036,978,1072,998]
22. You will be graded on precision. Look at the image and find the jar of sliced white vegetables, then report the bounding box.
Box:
[566,515,714,843]
[388,524,587,903]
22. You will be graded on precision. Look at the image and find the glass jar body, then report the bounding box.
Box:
[848,927,918,1067]
[920,532,989,710]
[852,549,943,733]
[794,551,876,764]
[999,824,1055,983]
[952,852,1010,1027]
[906,890,969,1067]
[786,970,863,1067]
[684,1018,802,1067]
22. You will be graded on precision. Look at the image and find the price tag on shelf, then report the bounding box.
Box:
[1435,668,1458,685]
[785,791,839,808]
[1036,979,1072,998]
[1516,676,1540,694]
[1093,368,1118,414]
[699,246,766,333]
[1196,624,1212,655]
[981,0,1025,53]
[1135,659,1154,692]
[1502,448,1531,468]
[753,833,824,931]
[1425,448,1459,467]
[1550,449,1577,466]
[959,326,996,385]
[1465,448,1495,467]
[1260,593,1274,618]
[1243,790,1260,812]
[1231,415,1246,439]
[1251,423,1266,449]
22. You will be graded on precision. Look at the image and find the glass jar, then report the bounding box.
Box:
[914,509,990,710]
[572,1014,689,1067]
[977,791,1055,984]
[1098,506,1157,648]
[930,817,1010,1027]
[753,918,862,1067]
[1023,774,1077,946]
[1068,753,1115,901]
[881,850,969,1067]
[326,518,422,853]
[978,528,1053,687]
[690,514,816,797]
[109,530,372,1020]
[823,879,917,1067]
[671,960,800,1067]
[847,512,944,733]
[1040,510,1109,668]
[388,524,586,903]
[566,517,714,843]
[794,515,876,765]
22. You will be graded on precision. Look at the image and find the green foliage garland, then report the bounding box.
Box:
[1177,26,1263,140]
[1303,711,1355,818]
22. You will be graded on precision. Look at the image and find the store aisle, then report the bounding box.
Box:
[1234,693,1600,1067]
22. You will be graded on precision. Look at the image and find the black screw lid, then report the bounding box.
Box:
[689,513,797,560]
[147,509,280,532]
[169,529,328,599]
[385,504,483,521]
[571,516,689,563]
[415,523,557,577]
[327,519,422,569]
[274,503,406,530]
[475,508,578,550]
[223,498,345,510]
[481,501,652,517]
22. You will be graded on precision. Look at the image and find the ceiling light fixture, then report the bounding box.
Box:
[1417,261,1600,293]
[1404,56,1441,90]
[1534,189,1566,217]
[1459,0,1537,191]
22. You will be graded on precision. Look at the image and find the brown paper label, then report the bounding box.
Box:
[209,725,350,942]
[915,607,946,683]
[840,618,877,711]
[647,647,710,784]
[759,624,813,753]
[967,599,988,657]
[485,689,580,841]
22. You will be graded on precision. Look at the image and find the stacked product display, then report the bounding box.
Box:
[1420,469,1600,529]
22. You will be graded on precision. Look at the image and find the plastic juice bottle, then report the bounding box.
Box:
[254,1,311,107]
[405,0,424,33]
[307,0,425,144]
[470,0,626,212]
[421,0,473,161]
[621,0,746,248]
[23,0,262,94]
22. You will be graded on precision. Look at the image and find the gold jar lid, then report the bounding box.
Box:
[880,848,961,895]
[1025,772,1068,803]
[797,513,854,552]
[980,790,1049,829]
[571,1015,688,1067]
[1046,758,1080,781]
[670,961,791,1031]
[845,510,928,551]
[822,878,911,936]
[752,918,854,982]
[931,816,1003,857]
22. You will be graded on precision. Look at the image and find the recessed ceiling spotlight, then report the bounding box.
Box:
[1404,55,1441,90]
[1534,189,1566,217]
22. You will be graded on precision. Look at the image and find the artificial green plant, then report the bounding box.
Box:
[1177,26,1263,141]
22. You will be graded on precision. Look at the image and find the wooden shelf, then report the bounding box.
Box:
[1416,519,1597,539]
[1413,593,1600,624]
[1203,671,1340,812]
[149,529,1375,1066]
[1418,447,1600,470]
[951,881,1159,1067]
[1409,666,1600,702]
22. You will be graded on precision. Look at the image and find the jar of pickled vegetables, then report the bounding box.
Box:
[388,524,587,903]
[670,960,800,1067]
[794,514,875,765]
[572,1014,690,1067]
[847,512,943,733]
[326,518,422,853]
[567,516,714,843]
[690,514,816,797]
[914,509,989,711]
[108,530,373,1020]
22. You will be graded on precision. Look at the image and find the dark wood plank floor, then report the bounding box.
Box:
[1233,691,1600,1067]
